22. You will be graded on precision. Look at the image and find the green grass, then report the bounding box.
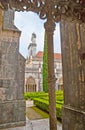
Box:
[32,106,49,118]
[25,90,64,119]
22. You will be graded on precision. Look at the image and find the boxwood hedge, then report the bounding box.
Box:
[24,90,64,119]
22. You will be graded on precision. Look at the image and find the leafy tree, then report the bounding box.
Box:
[43,31,48,92]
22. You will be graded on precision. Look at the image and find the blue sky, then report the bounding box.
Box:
[14,11,61,58]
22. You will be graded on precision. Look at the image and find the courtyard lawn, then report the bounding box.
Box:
[24,90,64,119]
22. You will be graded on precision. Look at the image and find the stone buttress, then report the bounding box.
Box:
[0,9,26,129]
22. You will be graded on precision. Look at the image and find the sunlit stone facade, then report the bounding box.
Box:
[25,34,63,92]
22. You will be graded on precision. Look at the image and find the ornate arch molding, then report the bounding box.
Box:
[0,0,85,22]
[0,1,85,130]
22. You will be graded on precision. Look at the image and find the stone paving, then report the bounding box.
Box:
[2,100,62,130]
[2,118,62,130]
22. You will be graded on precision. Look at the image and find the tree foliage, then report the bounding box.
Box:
[43,31,48,92]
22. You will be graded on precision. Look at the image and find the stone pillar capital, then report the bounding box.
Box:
[44,20,56,34]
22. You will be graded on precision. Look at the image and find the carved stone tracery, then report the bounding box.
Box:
[0,0,85,22]
[0,1,85,130]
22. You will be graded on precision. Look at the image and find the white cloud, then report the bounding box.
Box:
[14,11,61,58]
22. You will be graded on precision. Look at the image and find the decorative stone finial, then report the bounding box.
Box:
[31,33,36,43]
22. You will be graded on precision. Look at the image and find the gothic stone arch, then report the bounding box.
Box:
[0,1,85,130]
[26,76,36,92]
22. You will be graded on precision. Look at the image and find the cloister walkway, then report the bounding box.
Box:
[3,118,62,130]
[3,100,62,130]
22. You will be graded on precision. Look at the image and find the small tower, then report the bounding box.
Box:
[28,33,37,59]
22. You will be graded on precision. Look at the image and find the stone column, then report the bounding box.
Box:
[60,21,85,130]
[44,19,57,130]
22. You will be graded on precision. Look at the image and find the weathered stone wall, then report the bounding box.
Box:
[18,53,26,99]
[60,21,85,130]
[0,9,26,129]
[0,8,2,30]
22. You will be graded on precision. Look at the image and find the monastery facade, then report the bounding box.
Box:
[25,33,63,92]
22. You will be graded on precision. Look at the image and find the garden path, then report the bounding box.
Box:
[3,100,62,130]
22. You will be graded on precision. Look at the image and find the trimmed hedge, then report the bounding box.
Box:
[24,90,63,100]
[33,98,63,118]
[24,90,64,119]
[34,98,49,113]
[24,92,48,100]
